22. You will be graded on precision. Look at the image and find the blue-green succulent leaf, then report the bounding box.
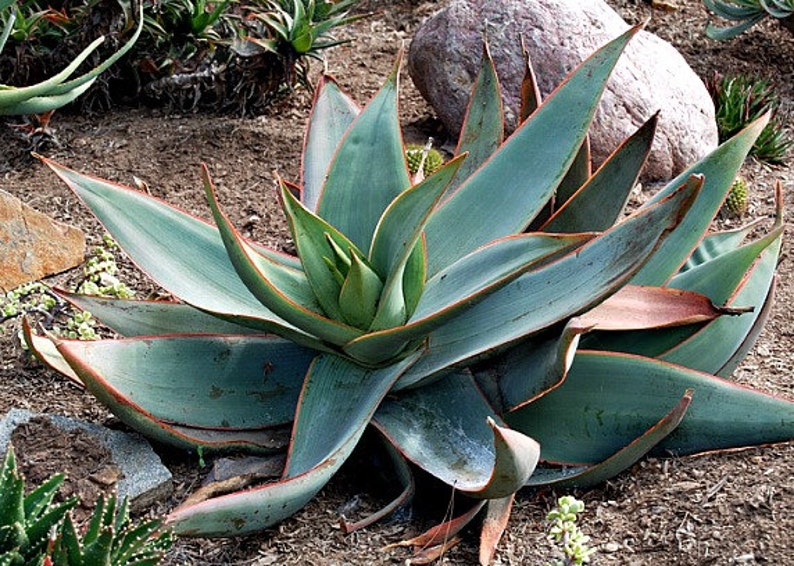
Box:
[54,334,314,450]
[374,372,539,498]
[205,167,364,345]
[165,352,419,536]
[525,391,691,488]
[506,351,794,464]
[474,320,588,412]
[446,42,504,197]
[54,291,265,337]
[316,55,410,251]
[542,113,657,233]
[681,219,762,272]
[631,115,769,285]
[424,26,641,277]
[394,177,700,388]
[280,180,368,322]
[301,77,359,211]
[344,231,592,364]
[41,158,309,339]
[339,253,383,329]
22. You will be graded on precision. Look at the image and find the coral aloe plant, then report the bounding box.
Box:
[25,25,792,562]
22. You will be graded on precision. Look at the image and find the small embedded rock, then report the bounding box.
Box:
[0,190,86,291]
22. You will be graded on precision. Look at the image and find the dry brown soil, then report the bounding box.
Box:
[1,1,793,564]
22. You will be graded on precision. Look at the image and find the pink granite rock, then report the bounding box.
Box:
[408,0,718,181]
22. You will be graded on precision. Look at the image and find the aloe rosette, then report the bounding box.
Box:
[26,26,794,556]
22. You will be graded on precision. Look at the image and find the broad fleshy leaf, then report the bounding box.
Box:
[587,219,783,358]
[507,351,794,464]
[54,291,265,337]
[681,219,762,272]
[394,177,700,388]
[279,179,367,322]
[370,155,465,279]
[631,115,769,284]
[424,26,641,277]
[660,230,782,372]
[316,55,410,251]
[368,156,466,331]
[541,114,658,233]
[167,354,417,536]
[54,334,314,451]
[374,372,539,498]
[40,158,309,339]
[576,285,742,331]
[301,75,360,211]
[338,253,383,328]
[474,320,588,412]
[204,167,364,345]
[525,391,691,487]
[344,232,593,364]
[446,42,504,197]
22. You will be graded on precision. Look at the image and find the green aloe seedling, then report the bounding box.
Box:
[0,1,143,116]
[25,25,792,560]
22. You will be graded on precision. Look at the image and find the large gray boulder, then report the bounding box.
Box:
[408,0,718,181]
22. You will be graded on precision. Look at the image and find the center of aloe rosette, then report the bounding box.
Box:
[320,232,385,330]
[281,180,427,341]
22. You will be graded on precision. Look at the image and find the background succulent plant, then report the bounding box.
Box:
[0,448,172,566]
[0,0,142,116]
[703,0,794,39]
[0,0,360,114]
[242,0,361,89]
[708,73,792,164]
[0,447,76,565]
[25,26,793,562]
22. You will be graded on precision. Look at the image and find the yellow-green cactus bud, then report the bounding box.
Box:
[405,144,444,176]
[724,176,749,217]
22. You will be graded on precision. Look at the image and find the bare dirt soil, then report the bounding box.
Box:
[0,1,792,564]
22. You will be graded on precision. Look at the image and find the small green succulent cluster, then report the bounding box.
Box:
[0,447,173,566]
[2,234,134,341]
[708,73,792,164]
[545,496,595,566]
[1,282,56,319]
[703,0,794,39]
[76,235,135,300]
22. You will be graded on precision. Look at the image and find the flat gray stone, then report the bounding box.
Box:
[0,409,172,510]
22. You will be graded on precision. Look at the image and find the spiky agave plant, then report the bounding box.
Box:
[0,447,77,565]
[0,0,142,116]
[703,0,794,39]
[25,26,793,561]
